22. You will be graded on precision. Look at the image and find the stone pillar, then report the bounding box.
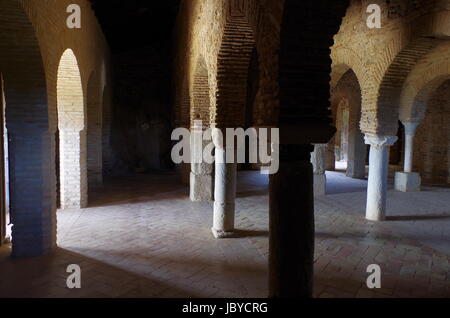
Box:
[87,126,103,187]
[325,138,336,171]
[394,122,421,192]
[269,144,315,298]
[190,122,213,201]
[311,144,326,196]
[347,129,366,179]
[365,134,397,221]
[9,130,56,257]
[212,142,237,238]
[59,128,88,209]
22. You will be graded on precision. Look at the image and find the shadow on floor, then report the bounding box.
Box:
[386,214,450,221]
[87,173,189,208]
[233,229,269,238]
[0,246,200,298]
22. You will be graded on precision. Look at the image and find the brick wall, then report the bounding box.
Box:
[413,80,450,185]
[0,0,110,256]
[173,0,283,132]
[332,0,450,136]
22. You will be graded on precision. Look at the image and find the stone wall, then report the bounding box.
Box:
[108,45,174,174]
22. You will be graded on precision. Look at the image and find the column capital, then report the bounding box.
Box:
[312,143,328,150]
[364,134,398,149]
[402,122,420,136]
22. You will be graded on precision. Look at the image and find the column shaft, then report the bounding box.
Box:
[311,144,326,196]
[212,147,236,238]
[190,125,213,202]
[404,134,413,173]
[365,135,397,221]
[269,144,314,298]
[403,122,419,173]
[395,122,421,192]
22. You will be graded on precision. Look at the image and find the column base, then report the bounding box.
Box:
[313,173,326,196]
[211,227,235,239]
[366,211,385,222]
[190,172,213,202]
[394,172,421,192]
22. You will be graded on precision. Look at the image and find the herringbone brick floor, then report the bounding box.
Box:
[0,171,449,298]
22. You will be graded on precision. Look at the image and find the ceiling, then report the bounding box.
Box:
[89,0,181,53]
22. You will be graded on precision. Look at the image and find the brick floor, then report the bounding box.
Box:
[0,171,449,298]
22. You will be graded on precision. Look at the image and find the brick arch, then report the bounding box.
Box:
[57,48,88,209]
[213,1,255,129]
[331,48,368,91]
[86,70,103,186]
[331,69,362,126]
[57,49,85,131]
[374,37,439,135]
[0,0,55,257]
[331,69,366,178]
[400,57,450,122]
[230,0,280,127]
[365,6,450,135]
[407,74,450,123]
[191,56,211,128]
[412,79,450,185]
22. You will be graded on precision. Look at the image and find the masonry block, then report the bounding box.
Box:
[190,172,213,202]
[395,172,421,192]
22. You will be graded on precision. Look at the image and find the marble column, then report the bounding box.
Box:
[365,134,397,221]
[211,139,237,238]
[395,122,421,192]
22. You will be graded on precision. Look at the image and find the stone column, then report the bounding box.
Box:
[365,134,397,221]
[87,126,103,187]
[325,138,336,171]
[269,144,315,298]
[394,122,421,192]
[9,130,57,257]
[211,133,237,238]
[190,122,213,201]
[311,144,327,196]
[347,129,366,179]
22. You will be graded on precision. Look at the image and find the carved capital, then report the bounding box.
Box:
[402,121,420,137]
[364,134,398,149]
